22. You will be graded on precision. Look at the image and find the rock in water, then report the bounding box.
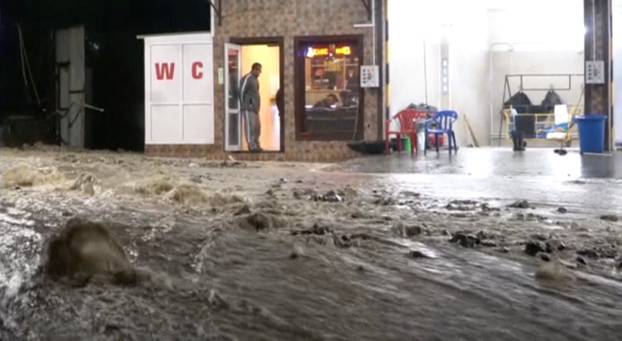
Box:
[509,200,531,209]
[449,232,480,248]
[46,219,137,286]
[524,241,552,256]
[600,214,619,222]
[535,260,574,282]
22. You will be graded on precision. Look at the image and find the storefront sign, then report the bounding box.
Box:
[305,46,352,58]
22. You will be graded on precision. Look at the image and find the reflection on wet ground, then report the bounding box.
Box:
[335,148,622,179]
[1,147,622,340]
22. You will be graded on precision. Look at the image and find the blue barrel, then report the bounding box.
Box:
[575,115,607,153]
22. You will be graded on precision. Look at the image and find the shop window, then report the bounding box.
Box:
[295,36,363,140]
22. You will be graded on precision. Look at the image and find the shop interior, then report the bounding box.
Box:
[240,44,281,152]
[300,42,361,140]
[388,0,589,149]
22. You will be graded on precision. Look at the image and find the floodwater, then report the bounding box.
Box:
[1,148,622,340]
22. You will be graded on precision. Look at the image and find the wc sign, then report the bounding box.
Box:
[155,62,205,80]
[143,33,214,145]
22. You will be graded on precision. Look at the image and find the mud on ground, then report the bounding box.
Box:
[1,147,622,340]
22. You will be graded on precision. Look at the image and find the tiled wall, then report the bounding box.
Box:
[146,0,379,161]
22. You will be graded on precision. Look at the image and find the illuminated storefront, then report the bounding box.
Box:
[144,0,386,162]
[296,36,363,140]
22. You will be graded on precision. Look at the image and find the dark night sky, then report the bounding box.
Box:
[0,0,211,150]
[2,0,211,33]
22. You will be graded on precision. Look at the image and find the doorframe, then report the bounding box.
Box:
[228,36,285,153]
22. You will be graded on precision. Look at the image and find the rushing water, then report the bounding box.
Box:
[1,150,622,340]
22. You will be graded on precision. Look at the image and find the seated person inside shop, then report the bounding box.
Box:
[313,93,342,109]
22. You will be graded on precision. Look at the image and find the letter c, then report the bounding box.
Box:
[192,62,204,80]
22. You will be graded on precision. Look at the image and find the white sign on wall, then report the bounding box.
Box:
[361,65,380,88]
[585,60,605,84]
[141,33,214,144]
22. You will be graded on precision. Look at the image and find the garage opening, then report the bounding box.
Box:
[388,0,586,149]
[0,0,212,151]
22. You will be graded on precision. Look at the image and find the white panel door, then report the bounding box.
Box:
[225,43,242,151]
[183,43,214,143]
[144,33,214,145]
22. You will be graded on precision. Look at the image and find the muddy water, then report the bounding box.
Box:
[1,149,622,340]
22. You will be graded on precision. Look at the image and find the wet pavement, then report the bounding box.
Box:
[336,147,622,179]
[1,147,622,340]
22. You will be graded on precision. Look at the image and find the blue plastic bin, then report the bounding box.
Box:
[575,115,607,153]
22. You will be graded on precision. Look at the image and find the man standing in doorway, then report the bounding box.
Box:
[240,62,262,152]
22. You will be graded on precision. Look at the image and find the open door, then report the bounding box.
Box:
[225,43,242,151]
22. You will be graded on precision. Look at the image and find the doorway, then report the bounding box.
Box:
[225,38,283,152]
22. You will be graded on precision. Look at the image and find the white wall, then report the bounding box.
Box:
[388,0,584,146]
[614,0,622,148]
[388,0,489,146]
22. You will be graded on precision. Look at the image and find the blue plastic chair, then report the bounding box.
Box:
[425,110,458,155]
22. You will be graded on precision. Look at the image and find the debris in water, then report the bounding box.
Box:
[524,241,552,256]
[408,250,433,259]
[46,218,138,286]
[557,207,568,214]
[446,200,478,211]
[480,203,500,212]
[313,190,343,203]
[167,185,208,206]
[449,232,480,248]
[480,240,498,247]
[246,212,272,231]
[508,200,532,209]
[70,173,96,195]
[392,222,423,238]
[400,191,421,198]
[235,204,251,216]
[535,260,575,282]
[576,249,600,259]
[290,245,304,259]
[600,214,619,222]
[576,256,587,265]
[292,223,332,236]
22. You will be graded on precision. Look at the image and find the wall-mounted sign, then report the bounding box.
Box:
[586,60,605,84]
[360,65,379,88]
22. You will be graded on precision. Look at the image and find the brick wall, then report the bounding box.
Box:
[146,0,379,161]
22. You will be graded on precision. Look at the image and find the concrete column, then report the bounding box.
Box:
[584,0,613,150]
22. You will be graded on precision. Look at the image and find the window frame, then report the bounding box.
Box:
[294,35,365,141]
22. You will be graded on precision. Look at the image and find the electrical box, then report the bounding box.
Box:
[585,60,605,84]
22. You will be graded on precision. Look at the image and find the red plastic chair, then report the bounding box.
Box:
[385,109,428,155]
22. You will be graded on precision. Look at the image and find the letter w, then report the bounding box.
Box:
[155,63,175,80]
